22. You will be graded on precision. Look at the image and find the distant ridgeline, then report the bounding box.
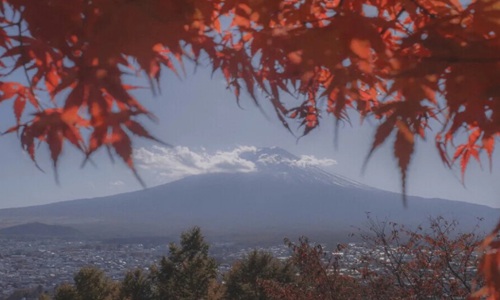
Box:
[0,222,82,238]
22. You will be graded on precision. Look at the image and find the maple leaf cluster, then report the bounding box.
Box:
[0,0,222,181]
[215,0,500,199]
[0,0,497,188]
[260,217,483,299]
[0,0,499,296]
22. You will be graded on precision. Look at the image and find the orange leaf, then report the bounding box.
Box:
[124,120,168,145]
[394,127,415,206]
[47,128,63,168]
[365,117,396,164]
[482,135,495,171]
[111,127,129,162]
[350,38,371,60]
[13,96,26,123]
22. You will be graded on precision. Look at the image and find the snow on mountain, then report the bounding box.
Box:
[239,147,370,189]
[135,145,370,189]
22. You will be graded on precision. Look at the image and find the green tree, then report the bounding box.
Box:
[154,226,218,299]
[39,293,52,300]
[54,266,119,300]
[54,283,79,300]
[73,267,118,300]
[224,250,295,300]
[120,268,155,300]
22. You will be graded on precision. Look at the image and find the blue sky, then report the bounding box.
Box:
[0,64,498,209]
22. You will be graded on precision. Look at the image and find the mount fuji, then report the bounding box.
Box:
[0,147,497,243]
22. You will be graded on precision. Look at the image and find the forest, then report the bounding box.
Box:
[7,218,483,300]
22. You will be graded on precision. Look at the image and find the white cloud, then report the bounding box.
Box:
[134,146,257,182]
[134,145,337,182]
[293,155,337,168]
[255,154,336,168]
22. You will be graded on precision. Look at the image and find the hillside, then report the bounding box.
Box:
[0,222,81,238]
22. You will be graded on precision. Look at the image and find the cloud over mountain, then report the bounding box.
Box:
[134,146,337,182]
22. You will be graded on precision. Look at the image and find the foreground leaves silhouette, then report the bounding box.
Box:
[0,0,498,191]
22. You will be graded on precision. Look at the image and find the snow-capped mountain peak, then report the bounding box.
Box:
[135,145,370,189]
[240,147,369,189]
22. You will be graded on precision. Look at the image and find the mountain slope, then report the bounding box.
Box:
[0,147,497,241]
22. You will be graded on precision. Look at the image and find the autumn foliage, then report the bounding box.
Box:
[359,216,483,299]
[49,222,483,300]
[0,0,499,297]
[0,0,498,187]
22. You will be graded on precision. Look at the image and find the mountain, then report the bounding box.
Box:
[239,147,370,189]
[0,147,497,243]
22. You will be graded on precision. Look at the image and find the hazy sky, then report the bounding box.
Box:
[0,64,498,209]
